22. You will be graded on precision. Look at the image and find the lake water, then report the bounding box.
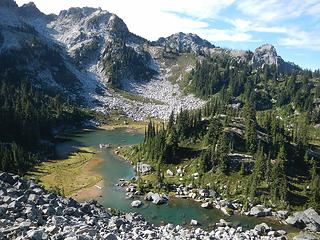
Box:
[55,128,295,231]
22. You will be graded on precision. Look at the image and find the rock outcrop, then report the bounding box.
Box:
[251,44,299,73]
[285,208,320,232]
[0,171,290,239]
[155,32,214,54]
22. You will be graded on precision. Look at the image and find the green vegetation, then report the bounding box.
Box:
[123,60,320,211]
[101,40,156,88]
[26,147,102,196]
[0,78,90,174]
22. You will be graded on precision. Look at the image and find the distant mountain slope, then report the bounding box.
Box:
[0,1,82,99]
[0,0,309,120]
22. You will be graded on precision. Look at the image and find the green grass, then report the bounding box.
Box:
[26,147,102,196]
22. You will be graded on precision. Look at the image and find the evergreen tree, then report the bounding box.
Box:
[271,145,287,202]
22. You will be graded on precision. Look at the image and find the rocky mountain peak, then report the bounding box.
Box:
[59,7,102,20]
[251,44,299,73]
[18,2,45,19]
[155,32,214,54]
[0,0,18,9]
[251,43,282,69]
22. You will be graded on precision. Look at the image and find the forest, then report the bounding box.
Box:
[128,59,320,211]
[0,78,89,174]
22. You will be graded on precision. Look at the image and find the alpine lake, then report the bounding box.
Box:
[55,127,297,232]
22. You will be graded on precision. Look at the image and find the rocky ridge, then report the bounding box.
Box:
[0,0,303,121]
[251,44,298,73]
[0,171,293,239]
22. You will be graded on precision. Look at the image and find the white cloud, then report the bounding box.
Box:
[236,0,320,22]
[279,29,320,50]
[199,28,253,42]
[228,19,288,34]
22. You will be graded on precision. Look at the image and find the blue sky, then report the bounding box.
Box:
[16,0,320,70]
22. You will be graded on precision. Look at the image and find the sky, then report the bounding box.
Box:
[15,0,320,70]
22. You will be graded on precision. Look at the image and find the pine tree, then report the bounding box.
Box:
[217,132,229,174]
[271,145,287,202]
[244,101,257,153]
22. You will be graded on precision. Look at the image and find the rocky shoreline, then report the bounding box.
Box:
[114,158,320,236]
[3,171,316,240]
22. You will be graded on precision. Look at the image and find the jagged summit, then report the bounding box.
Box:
[251,44,299,73]
[252,44,280,66]
[59,7,103,19]
[155,32,214,54]
[18,2,45,19]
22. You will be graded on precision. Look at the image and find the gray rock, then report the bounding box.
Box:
[293,234,318,240]
[166,169,174,176]
[0,206,5,216]
[136,163,153,175]
[152,193,168,205]
[28,194,37,202]
[190,219,198,226]
[19,220,32,229]
[144,192,154,201]
[32,188,44,194]
[52,215,67,226]
[198,189,210,198]
[108,218,124,229]
[2,196,11,204]
[105,233,119,240]
[277,230,286,236]
[131,200,142,208]
[286,208,320,231]
[251,44,297,73]
[276,210,289,219]
[216,219,231,227]
[201,202,212,209]
[254,223,270,235]
[8,200,21,210]
[27,229,45,240]
[155,32,214,54]
[0,172,16,185]
[249,205,272,217]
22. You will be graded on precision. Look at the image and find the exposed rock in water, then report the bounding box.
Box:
[0,171,291,239]
[190,219,199,226]
[248,205,272,217]
[285,208,320,232]
[131,200,142,208]
[201,202,212,209]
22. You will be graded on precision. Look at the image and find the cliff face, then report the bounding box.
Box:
[251,44,299,73]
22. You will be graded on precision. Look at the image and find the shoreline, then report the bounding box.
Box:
[71,179,104,202]
[98,122,146,134]
[27,146,104,200]
[112,149,300,231]
[69,154,105,202]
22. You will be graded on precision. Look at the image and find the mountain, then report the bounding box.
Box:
[154,32,214,54]
[0,0,309,120]
[0,1,82,101]
[251,44,299,73]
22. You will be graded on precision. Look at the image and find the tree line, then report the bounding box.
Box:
[0,78,89,174]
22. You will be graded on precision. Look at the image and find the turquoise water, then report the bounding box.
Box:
[55,128,295,231]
